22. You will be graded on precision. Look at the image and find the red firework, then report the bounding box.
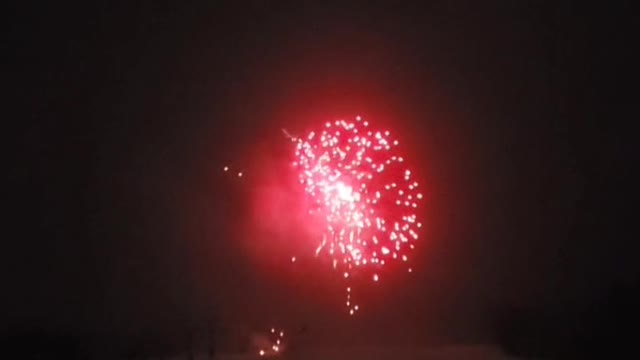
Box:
[292,116,422,310]
[224,115,423,314]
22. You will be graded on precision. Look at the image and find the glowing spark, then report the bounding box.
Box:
[259,327,286,356]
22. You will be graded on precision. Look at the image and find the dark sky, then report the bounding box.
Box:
[5,0,635,350]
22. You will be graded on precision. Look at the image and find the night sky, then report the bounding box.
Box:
[5,1,635,356]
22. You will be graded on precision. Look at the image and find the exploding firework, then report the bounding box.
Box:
[223,115,423,314]
[291,115,423,313]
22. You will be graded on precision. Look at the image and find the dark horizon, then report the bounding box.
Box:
[5,1,635,358]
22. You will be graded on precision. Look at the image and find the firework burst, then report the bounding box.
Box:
[291,115,423,313]
[223,115,423,314]
[257,328,285,357]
